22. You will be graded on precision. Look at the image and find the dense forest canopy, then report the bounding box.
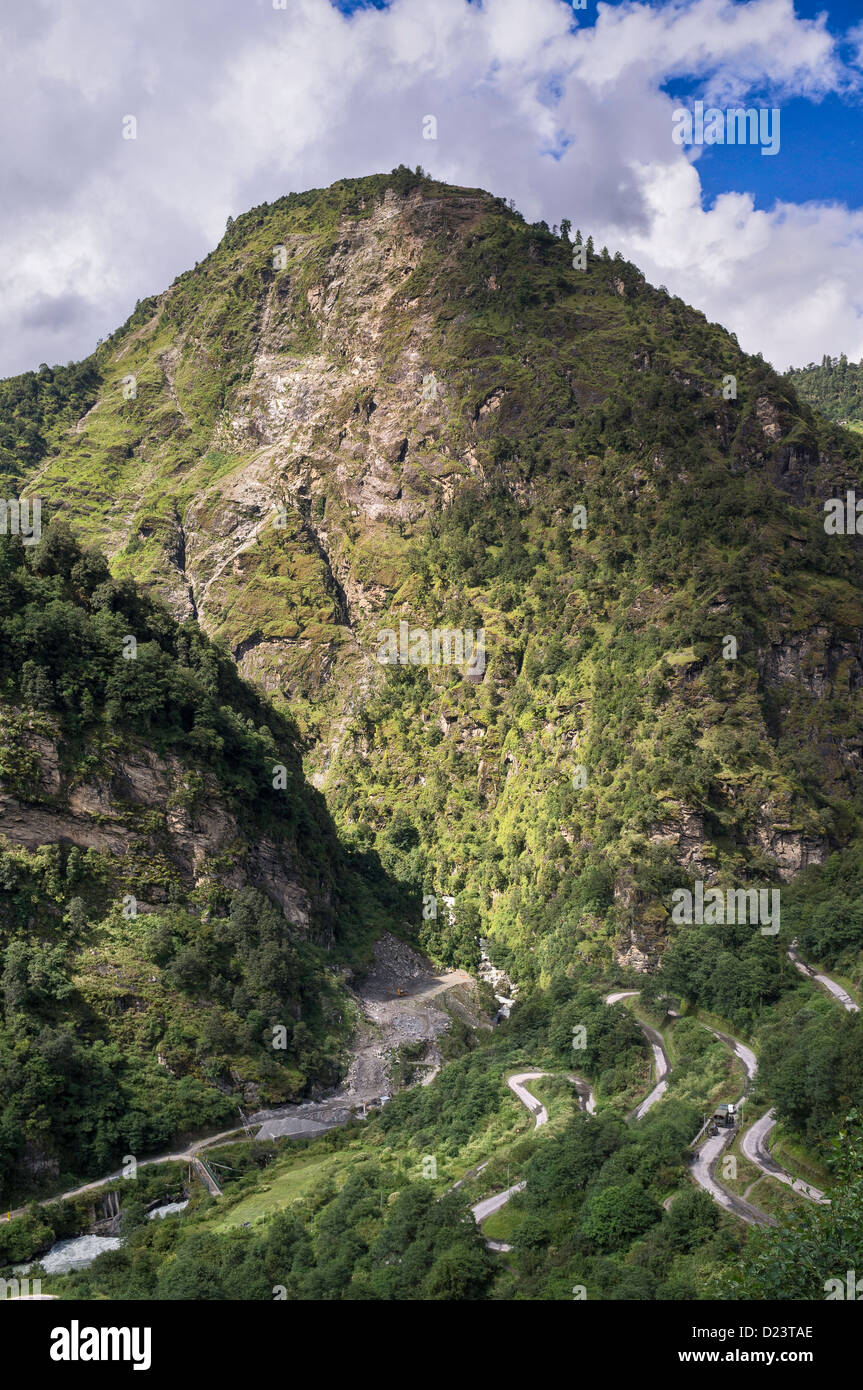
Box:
[786,353,863,426]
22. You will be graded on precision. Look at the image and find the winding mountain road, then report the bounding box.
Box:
[693,1015,838,1219]
[606,992,778,1224]
[729,945,857,1210]
[605,991,670,1118]
[506,1072,550,1128]
[740,1108,828,1205]
[686,1032,777,1226]
[690,1123,775,1226]
[469,1070,593,1235]
[787,944,859,1013]
[11,950,851,1238]
[470,957,856,1235]
[474,979,844,1237]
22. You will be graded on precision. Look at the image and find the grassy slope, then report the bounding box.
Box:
[3,173,863,987]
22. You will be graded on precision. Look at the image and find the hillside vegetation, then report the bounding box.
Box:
[4,170,863,986]
[0,522,404,1206]
[787,354,863,429]
[3,171,863,1299]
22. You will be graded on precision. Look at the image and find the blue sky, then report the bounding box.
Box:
[694,91,862,210]
[1,0,863,374]
[665,0,863,213]
[333,0,863,213]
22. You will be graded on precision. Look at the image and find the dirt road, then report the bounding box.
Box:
[252,934,475,1140]
[2,934,477,1219]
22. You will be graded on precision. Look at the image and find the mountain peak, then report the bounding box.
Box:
[3,172,862,981]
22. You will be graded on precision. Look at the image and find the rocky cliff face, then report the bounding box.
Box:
[0,522,408,1202]
[8,169,863,977]
[28,183,498,711]
[0,712,315,932]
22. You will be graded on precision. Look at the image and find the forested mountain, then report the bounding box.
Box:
[786,354,863,427]
[5,169,863,982]
[0,522,402,1205]
[3,170,863,1300]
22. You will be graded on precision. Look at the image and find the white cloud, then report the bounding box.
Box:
[576,0,844,101]
[595,161,863,365]
[0,0,861,374]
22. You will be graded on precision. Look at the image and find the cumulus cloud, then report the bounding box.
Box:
[0,0,861,375]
